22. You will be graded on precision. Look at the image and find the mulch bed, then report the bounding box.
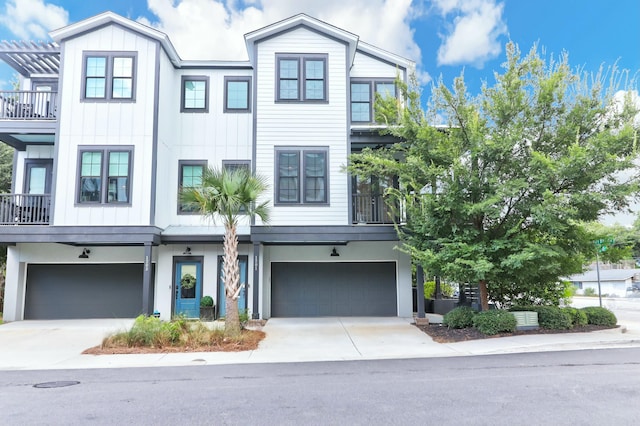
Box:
[83,329,266,355]
[416,323,617,343]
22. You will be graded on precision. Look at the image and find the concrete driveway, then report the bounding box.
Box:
[0,319,134,370]
[0,317,447,370]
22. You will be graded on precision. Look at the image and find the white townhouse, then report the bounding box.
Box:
[0,12,414,321]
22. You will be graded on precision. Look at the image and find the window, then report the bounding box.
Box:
[275,148,328,204]
[77,147,133,204]
[178,160,206,214]
[223,161,251,213]
[224,77,251,112]
[350,79,396,123]
[276,55,327,102]
[181,76,209,113]
[82,52,136,101]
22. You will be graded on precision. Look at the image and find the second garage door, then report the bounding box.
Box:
[271,262,397,317]
[24,264,145,320]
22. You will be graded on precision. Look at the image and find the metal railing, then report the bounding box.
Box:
[0,194,51,225]
[352,194,403,224]
[0,91,58,120]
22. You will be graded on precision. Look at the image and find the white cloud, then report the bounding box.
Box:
[0,0,68,39]
[139,0,424,68]
[432,0,507,67]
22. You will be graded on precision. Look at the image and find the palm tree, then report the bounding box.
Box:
[181,166,269,337]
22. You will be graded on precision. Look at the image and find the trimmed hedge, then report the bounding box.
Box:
[563,307,588,327]
[443,306,475,329]
[473,310,517,335]
[510,305,572,330]
[581,307,617,327]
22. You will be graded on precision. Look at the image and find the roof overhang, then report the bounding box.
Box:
[245,14,359,67]
[49,11,182,67]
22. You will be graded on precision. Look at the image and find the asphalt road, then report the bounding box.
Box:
[1,348,639,425]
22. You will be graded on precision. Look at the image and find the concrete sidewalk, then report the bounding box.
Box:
[1,315,640,371]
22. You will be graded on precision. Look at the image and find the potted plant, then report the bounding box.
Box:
[199,295,215,321]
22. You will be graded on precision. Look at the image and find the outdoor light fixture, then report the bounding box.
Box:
[330,247,340,257]
[78,248,90,259]
[183,246,192,255]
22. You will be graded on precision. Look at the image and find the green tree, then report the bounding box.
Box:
[0,143,13,311]
[349,42,639,310]
[181,167,269,337]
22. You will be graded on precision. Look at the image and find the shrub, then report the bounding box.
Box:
[200,295,214,307]
[583,288,597,297]
[563,307,588,327]
[443,306,475,329]
[473,310,517,335]
[424,280,457,298]
[108,315,187,348]
[510,305,572,330]
[581,307,617,327]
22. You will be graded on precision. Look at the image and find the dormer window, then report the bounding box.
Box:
[276,54,327,102]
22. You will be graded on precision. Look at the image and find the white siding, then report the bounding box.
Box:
[351,51,402,79]
[53,25,158,226]
[255,27,349,226]
[154,66,253,229]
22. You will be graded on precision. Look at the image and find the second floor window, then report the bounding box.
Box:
[83,53,136,101]
[351,80,396,123]
[181,76,209,112]
[277,55,327,102]
[78,147,133,204]
[276,148,328,204]
[178,161,206,214]
[224,77,251,112]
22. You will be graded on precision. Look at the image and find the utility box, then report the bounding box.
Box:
[512,311,539,330]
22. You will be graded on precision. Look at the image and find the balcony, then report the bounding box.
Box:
[0,91,58,120]
[0,194,51,225]
[352,194,404,224]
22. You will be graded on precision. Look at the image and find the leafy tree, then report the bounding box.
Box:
[349,42,639,310]
[0,143,13,311]
[181,167,269,337]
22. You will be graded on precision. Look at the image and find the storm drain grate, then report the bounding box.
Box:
[33,381,80,389]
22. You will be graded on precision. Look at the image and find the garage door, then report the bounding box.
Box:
[24,264,145,319]
[271,262,397,317]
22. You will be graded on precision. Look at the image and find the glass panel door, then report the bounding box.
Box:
[175,261,202,318]
[218,256,248,318]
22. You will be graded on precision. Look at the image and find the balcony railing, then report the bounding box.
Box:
[352,194,404,224]
[0,91,58,120]
[0,194,51,225]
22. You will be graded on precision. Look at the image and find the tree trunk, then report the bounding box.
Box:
[223,223,242,338]
[479,280,489,311]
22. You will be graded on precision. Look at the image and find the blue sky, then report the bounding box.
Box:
[0,0,638,97]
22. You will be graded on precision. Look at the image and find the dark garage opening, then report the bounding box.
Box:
[271,261,397,317]
[24,263,147,319]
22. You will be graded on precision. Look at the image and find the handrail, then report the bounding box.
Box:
[352,193,404,224]
[0,90,58,120]
[0,193,51,225]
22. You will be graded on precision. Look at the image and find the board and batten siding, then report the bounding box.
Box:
[53,24,157,227]
[154,64,254,229]
[350,51,404,79]
[254,27,349,226]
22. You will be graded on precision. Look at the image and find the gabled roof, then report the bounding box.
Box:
[49,11,181,67]
[244,14,359,66]
[357,40,414,71]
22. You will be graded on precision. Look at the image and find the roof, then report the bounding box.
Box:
[568,268,640,283]
[244,14,360,67]
[0,40,60,77]
[49,11,181,67]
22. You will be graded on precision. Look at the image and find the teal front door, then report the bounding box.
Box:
[175,261,202,318]
[218,256,248,318]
